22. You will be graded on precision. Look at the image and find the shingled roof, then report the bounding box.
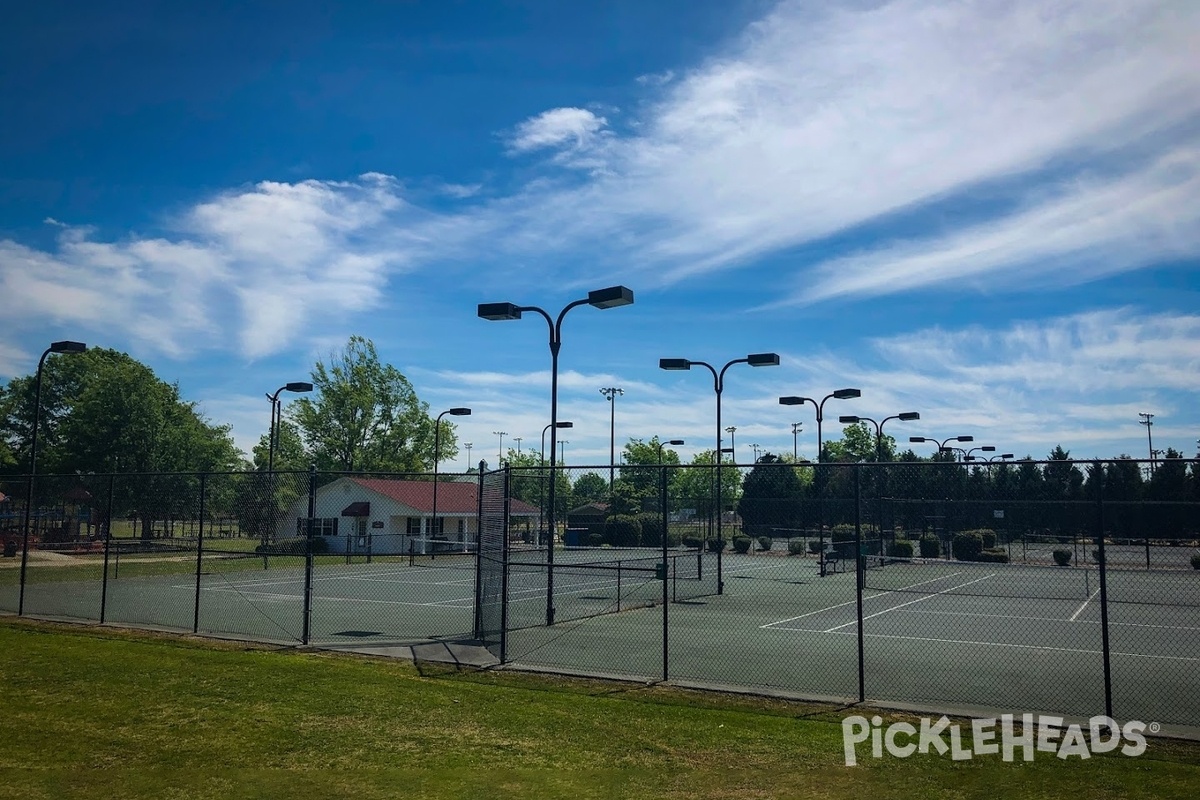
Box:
[347,477,539,515]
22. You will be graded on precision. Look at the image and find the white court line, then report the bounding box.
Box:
[759,570,967,629]
[197,586,473,608]
[823,574,996,633]
[809,629,1200,664]
[1069,588,1101,622]
[895,607,1200,633]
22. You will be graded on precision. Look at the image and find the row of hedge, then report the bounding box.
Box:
[255,537,329,555]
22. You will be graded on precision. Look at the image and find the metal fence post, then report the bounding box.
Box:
[855,464,865,703]
[1095,461,1113,718]
[662,462,669,683]
[99,473,115,624]
[193,473,207,634]
[302,464,315,645]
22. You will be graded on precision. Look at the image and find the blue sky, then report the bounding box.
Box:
[2,0,1198,470]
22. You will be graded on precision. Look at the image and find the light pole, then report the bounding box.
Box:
[778,389,861,462]
[540,421,573,547]
[481,286,634,626]
[433,408,471,553]
[514,436,523,457]
[464,442,473,467]
[266,382,314,474]
[840,412,920,461]
[966,445,996,461]
[725,426,737,465]
[19,340,87,616]
[600,387,624,497]
[910,435,974,459]
[987,453,1015,462]
[791,422,803,460]
[558,440,568,463]
[263,381,313,553]
[660,352,780,594]
[655,437,684,683]
[1139,413,1155,475]
[750,443,761,463]
[492,431,507,465]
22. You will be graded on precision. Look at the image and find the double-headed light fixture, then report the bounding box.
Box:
[660,352,779,594]
[480,285,634,626]
[779,388,861,462]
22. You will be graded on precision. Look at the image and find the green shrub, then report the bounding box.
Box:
[682,535,703,550]
[732,537,752,554]
[256,536,328,555]
[887,539,914,559]
[706,538,727,553]
[975,548,1009,563]
[788,540,805,555]
[919,536,940,558]
[808,540,824,555]
[1191,553,1200,570]
[586,532,604,548]
[757,536,773,552]
[604,515,641,547]
[636,513,664,547]
[1053,549,1072,566]
[830,524,856,543]
[952,532,984,561]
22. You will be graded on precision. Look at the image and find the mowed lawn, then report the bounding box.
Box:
[0,619,1197,800]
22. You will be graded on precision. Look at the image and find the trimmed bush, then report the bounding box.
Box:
[830,524,856,543]
[1191,553,1200,570]
[682,535,703,550]
[732,536,752,554]
[586,532,604,548]
[604,515,641,548]
[706,538,728,553]
[788,540,805,555]
[636,513,664,547]
[975,548,1009,563]
[887,539,914,559]
[1053,549,1072,566]
[808,540,824,555]
[757,536,773,552]
[919,535,940,558]
[256,536,329,556]
[952,532,984,562]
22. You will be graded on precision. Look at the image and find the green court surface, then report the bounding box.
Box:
[4,547,1198,735]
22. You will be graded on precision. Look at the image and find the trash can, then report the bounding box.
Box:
[3,539,17,558]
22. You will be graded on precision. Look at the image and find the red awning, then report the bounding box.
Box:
[341,502,370,517]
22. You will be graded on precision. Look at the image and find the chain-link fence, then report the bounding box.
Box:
[3,459,1197,735]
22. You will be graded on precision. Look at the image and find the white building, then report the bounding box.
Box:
[277,476,540,555]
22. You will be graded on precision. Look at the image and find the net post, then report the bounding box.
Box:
[1094,461,1113,718]
[855,463,866,703]
[662,461,669,682]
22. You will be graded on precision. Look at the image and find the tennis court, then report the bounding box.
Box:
[6,545,1199,733]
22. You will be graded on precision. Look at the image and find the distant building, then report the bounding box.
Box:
[276,476,540,555]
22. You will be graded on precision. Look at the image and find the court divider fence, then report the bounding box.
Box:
[2,457,1197,734]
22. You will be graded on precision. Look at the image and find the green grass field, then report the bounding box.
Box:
[1,618,1197,799]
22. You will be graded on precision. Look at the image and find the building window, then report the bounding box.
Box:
[457,519,465,534]
[406,517,421,536]
[296,518,338,536]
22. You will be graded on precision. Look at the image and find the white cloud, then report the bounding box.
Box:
[507,107,609,154]
[469,0,1200,292]
[0,174,431,363]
